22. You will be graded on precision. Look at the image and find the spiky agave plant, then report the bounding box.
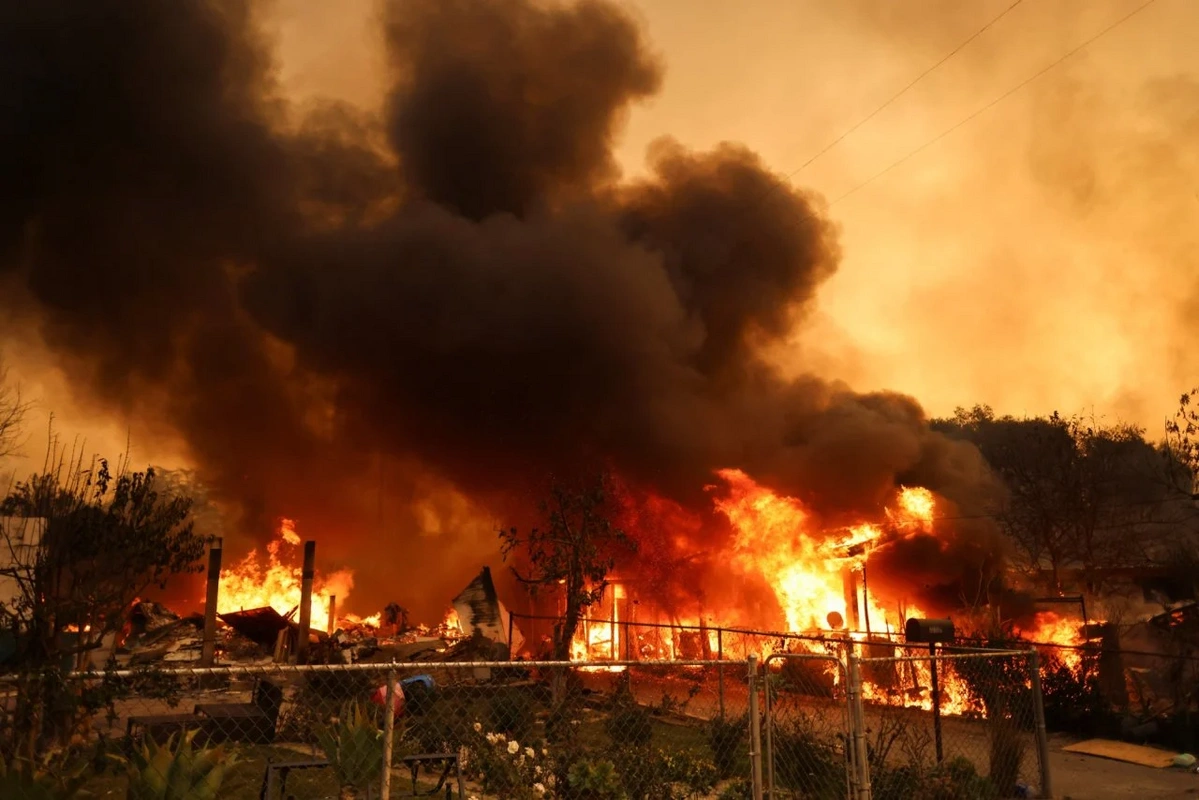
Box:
[315,700,386,800]
[0,751,88,799]
[114,730,240,800]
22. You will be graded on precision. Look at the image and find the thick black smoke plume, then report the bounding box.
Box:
[0,0,1000,619]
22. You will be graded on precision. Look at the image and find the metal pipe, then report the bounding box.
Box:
[717,628,725,719]
[1028,649,1054,799]
[930,643,943,763]
[763,654,774,798]
[848,650,873,800]
[200,539,223,667]
[37,658,737,681]
[295,540,315,663]
[861,564,871,637]
[748,655,764,800]
[380,663,396,800]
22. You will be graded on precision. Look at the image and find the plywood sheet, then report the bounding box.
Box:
[1062,739,1177,769]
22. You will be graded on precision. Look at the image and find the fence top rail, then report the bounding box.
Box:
[858,649,1030,664]
[763,652,845,664]
[0,658,748,682]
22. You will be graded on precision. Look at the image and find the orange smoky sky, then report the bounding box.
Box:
[267,0,1198,430]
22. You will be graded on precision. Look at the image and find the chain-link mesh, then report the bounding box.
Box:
[856,649,1046,800]
[0,660,755,799]
[761,653,851,799]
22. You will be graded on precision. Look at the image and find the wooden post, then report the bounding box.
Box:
[327,595,337,635]
[200,539,223,667]
[295,540,316,663]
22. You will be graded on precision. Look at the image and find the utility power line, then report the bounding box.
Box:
[783,0,1026,182]
[830,0,1160,207]
[724,0,1030,224]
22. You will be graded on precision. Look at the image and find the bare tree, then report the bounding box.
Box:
[1165,388,1199,499]
[0,359,30,459]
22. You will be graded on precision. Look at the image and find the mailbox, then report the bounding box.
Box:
[904,617,955,644]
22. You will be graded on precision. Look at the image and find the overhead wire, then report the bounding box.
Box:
[829,0,1161,207]
[780,0,1027,183]
[706,0,1031,230]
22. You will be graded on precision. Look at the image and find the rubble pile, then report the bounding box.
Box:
[114,566,524,670]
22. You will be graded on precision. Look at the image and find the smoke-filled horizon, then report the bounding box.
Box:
[1,0,1185,622]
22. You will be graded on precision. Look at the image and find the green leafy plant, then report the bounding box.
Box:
[605,704,653,749]
[315,700,385,800]
[0,751,88,799]
[567,758,623,799]
[705,713,746,779]
[461,725,552,800]
[717,778,753,800]
[658,749,717,798]
[769,717,844,799]
[113,730,239,800]
[487,688,536,742]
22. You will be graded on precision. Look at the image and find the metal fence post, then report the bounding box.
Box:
[763,655,774,797]
[1028,649,1054,799]
[717,628,725,719]
[748,654,764,800]
[847,651,873,800]
[381,662,396,800]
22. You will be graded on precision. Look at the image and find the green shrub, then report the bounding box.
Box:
[988,720,1025,797]
[315,700,385,799]
[609,745,664,800]
[114,730,240,800]
[717,778,753,800]
[567,758,623,799]
[487,688,536,742]
[605,705,653,749]
[0,752,87,800]
[705,713,746,779]
[659,749,718,797]
[1040,655,1117,736]
[770,718,844,799]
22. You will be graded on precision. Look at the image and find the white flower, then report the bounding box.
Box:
[485,733,498,744]
[525,747,535,759]
[535,765,543,776]
[570,719,581,726]
[472,722,483,732]
[541,749,548,758]
[507,740,520,754]
[533,783,546,796]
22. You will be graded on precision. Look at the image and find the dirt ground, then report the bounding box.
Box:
[1047,734,1199,800]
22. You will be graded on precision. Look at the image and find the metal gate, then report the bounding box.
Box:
[762,652,857,799]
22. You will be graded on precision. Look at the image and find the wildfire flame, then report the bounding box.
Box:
[715,469,934,637]
[217,519,355,634]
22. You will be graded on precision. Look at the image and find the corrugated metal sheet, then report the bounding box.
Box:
[451,566,524,654]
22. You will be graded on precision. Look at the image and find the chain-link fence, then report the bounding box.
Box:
[0,659,757,799]
[762,652,853,799]
[851,648,1051,800]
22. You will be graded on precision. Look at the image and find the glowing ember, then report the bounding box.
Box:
[216,518,355,634]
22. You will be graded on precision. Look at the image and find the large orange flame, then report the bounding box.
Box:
[216,519,355,634]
